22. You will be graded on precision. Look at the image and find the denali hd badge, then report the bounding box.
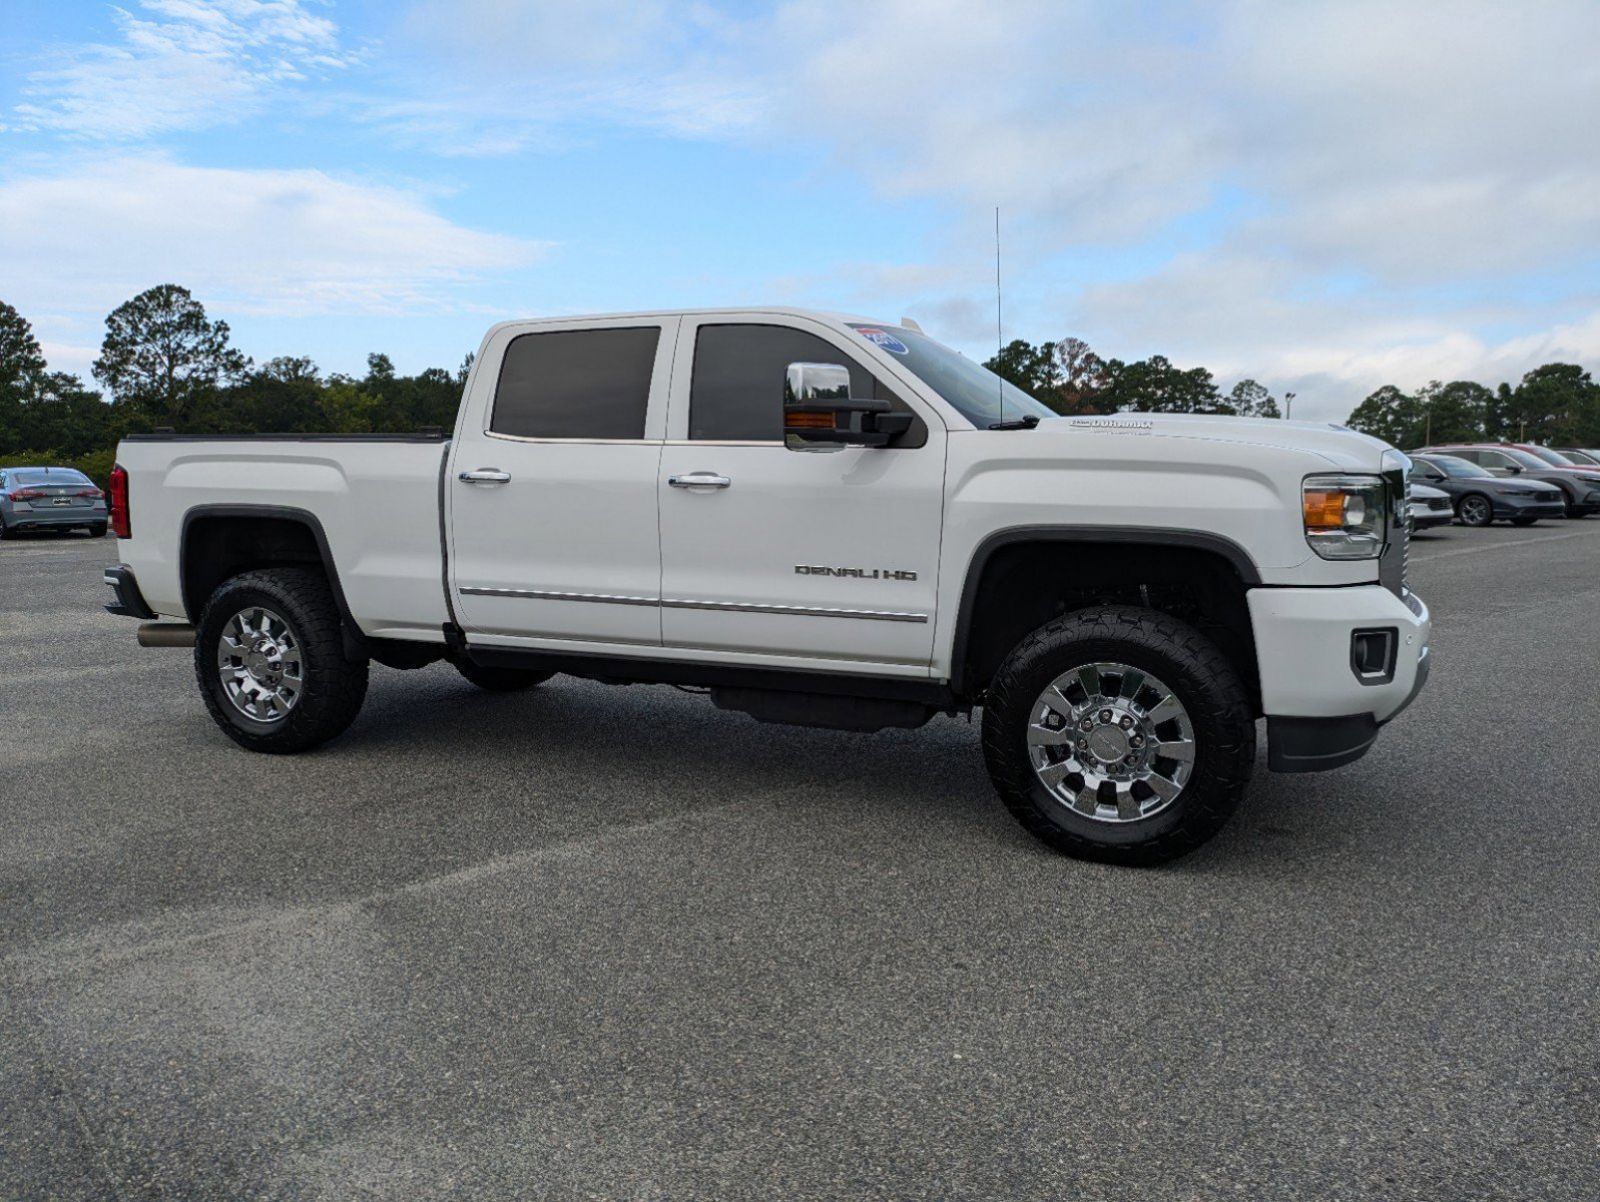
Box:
[795,565,918,581]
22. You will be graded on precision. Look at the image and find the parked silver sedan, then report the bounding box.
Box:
[0,466,109,538]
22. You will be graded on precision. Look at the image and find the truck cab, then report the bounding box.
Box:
[106,308,1430,864]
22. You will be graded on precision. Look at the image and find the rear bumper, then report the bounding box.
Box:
[1249,584,1431,774]
[5,507,107,529]
[104,564,158,620]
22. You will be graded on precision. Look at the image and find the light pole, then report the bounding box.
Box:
[1284,391,1296,420]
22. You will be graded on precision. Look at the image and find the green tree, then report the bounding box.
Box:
[1414,380,1490,445]
[1227,378,1282,419]
[984,339,1061,402]
[1508,363,1598,445]
[1345,385,1423,447]
[0,301,49,453]
[93,285,249,430]
[1100,355,1222,413]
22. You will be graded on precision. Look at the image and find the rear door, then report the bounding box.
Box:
[655,315,946,671]
[448,317,677,648]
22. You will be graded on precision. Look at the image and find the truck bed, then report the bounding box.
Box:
[115,434,455,641]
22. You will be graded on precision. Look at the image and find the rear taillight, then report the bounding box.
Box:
[109,464,130,539]
[77,487,104,499]
[11,487,46,500]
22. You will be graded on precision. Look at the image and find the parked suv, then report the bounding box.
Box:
[0,466,108,538]
[1409,454,1565,526]
[1416,444,1600,518]
[1552,447,1600,467]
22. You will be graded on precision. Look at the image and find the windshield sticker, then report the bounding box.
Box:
[855,327,910,355]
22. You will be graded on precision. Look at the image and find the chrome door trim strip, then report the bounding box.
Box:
[458,586,928,623]
[663,598,928,623]
[459,587,660,607]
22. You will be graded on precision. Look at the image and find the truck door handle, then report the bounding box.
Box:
[459,469,511,484]
[668,472,732,490]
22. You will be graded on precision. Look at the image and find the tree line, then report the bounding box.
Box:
[0,286,471,487]
[984,335,1600,449]
[4,287,1598,492]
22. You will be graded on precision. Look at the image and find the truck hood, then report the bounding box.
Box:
[1035,413,1392,472]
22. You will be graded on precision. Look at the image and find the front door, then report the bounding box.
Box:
[449,317,676,648]
[656,317,946,671]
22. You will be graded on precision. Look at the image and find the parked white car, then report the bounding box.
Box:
[1408,483,1454,531]
[104,308,1429,864]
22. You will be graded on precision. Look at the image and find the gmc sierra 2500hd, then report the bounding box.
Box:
[104,308,1429,864]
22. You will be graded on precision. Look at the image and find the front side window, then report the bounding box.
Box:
[689,324,924,444]
[490,326,660,440]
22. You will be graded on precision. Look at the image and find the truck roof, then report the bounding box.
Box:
[483,306,889,336]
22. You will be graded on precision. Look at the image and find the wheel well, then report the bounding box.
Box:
[954,540,1261,714]
[181,512,339,623]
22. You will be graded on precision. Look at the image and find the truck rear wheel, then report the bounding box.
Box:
[195,567,368,754]
[453,660,555,691]
[981,605,1255,866]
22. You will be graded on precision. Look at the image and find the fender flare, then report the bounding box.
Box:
[947,525,1263,695]
[178,504,361,646]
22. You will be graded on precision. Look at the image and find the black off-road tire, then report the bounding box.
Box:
[1457,493,1494,527]
[195,567,368,754]
[982,605,1255,866]
[453,660,555,692]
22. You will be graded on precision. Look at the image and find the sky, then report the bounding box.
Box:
[1,0,1597,422]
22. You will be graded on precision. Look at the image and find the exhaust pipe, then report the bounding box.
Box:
[138,622,196,649]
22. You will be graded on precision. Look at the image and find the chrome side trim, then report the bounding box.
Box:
[459,587,660,607]
[664,598,928,623]
[457,586,929,623]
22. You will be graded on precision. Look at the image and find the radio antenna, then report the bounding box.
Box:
[994,206,1004,426]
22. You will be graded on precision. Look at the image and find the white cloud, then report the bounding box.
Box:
[0,157,542,323]
[12,0,358,138]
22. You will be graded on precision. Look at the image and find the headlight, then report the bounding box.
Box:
[1303,474,1388,559]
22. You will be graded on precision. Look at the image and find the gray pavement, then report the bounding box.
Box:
[2,524,1598,1200]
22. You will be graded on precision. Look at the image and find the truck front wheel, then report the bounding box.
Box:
[195,567,369,754]
[981,605,1255,866]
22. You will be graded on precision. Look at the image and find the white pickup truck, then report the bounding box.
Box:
[105,308,1429,864]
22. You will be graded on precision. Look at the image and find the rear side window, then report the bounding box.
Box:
[689,324,925,445]
[491,327,660,440]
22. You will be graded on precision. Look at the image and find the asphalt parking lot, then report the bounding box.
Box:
[3,526,1598,1201]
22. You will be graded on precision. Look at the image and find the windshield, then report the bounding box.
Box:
[847,324,1055,428]
[1422,455,1490,479]
[1501,448,1552,470]
[9,467,90,485]
[1524,445,1577,466]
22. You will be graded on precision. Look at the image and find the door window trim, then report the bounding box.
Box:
[475,317,680,445]
[663,314,942,446]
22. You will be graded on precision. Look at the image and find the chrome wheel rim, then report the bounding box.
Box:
[1026,661,1196,824]
[1461,496,1490,525]
[216,606,304,723]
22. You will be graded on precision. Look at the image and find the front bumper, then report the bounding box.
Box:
[1249,584,1431,773]
[1493,493,1565,519]
[1408,506,1453,530]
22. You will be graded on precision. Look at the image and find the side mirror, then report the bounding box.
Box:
[1504,464,1523,474]
[783,362,912,450]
